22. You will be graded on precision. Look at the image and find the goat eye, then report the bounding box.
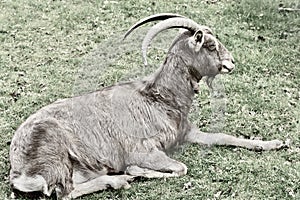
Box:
[207,44,216,51]
[208,44,216,51]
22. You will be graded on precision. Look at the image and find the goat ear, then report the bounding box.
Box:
[194,30,203,43]
[192,30,204,52]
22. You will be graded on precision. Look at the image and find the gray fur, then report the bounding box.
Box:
[9,14,283,199]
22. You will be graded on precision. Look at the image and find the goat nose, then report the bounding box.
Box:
[220,60,235,74]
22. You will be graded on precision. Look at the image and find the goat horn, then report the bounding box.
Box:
[142,17,204,65]
[123,13,186,40]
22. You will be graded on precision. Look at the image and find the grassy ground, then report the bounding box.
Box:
[0,0,299,199]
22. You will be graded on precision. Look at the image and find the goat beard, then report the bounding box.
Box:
[205,76,215,89]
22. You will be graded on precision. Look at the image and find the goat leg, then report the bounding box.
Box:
[185,126,284,151]
[126,149,187,178]
[67,175,134,199]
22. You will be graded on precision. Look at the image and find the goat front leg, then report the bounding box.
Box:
[185,126,284,151]
[65,175,134,199]
[126,149,187,178]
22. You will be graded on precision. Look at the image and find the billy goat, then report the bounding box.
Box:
[9,13,284,199]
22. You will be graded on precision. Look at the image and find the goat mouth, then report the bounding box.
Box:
[220,65,234,74]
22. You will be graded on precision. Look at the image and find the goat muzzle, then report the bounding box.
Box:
[220,60,235,74]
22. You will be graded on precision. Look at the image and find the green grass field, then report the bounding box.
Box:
[0,0,299,199]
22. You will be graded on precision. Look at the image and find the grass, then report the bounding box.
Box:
[0,0,299,199]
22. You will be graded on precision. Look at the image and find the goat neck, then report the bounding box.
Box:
[141,53,197,115]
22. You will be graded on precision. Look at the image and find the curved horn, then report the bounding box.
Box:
[123,13,186,40]
[142,17,206,65]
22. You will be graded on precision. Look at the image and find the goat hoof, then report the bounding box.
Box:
[254,139,285,151]
[123,183,131,189]
[283,138,291,148]
[107,175,133,189]
[270,139,284,149]
[262,139,284,151]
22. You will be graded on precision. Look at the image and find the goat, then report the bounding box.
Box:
[9,13,284,199]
